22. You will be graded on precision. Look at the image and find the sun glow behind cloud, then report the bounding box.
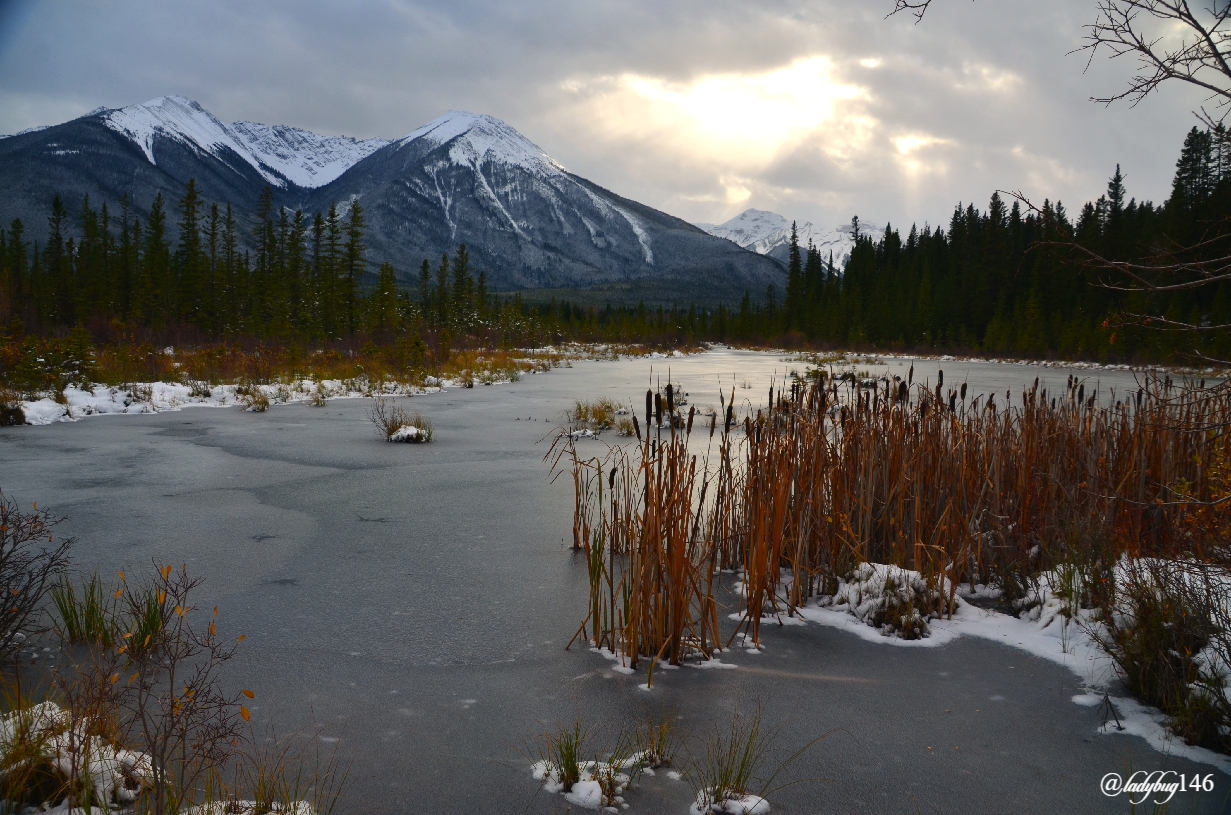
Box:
[619,57,861,160]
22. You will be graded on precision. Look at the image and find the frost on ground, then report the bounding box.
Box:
[532,756,639,812]
[0,701,317,815]
[691,791,770,815]
[15,378,468,425]
[388,425,424,442]
[0,701,152,810]
[816,562,952,640]
[187,801,314,815]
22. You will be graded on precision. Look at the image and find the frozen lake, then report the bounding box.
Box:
[1,348,1226,813]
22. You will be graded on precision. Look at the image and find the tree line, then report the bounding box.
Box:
[772,125,1231,362]
[1,124,1229,363]
[0,181,502,343]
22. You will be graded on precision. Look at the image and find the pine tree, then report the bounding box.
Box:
[435,252,450,324]
[418,259,430,316]
[452,243,471,322]
[142,194,170,325]
[343,200,366,335]
[785,221,802,329]
[176,178,204,325]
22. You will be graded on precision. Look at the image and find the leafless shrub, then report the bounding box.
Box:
[1,389,27,426]
[370,397,434,443]
[0,490,73,657]
[235,385,269,412]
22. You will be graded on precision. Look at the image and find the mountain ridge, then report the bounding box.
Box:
[0,97,784,301]
[697,208,884,268]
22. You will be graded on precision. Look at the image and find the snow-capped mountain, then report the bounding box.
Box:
[305,110,782,293]
[229,120,388,188]
[396,111,564,178]
[95,96,385,190]
[695,209,787,251]
[0,99,783,300]
[697,208,883,268]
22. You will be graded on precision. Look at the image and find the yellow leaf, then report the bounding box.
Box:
[144,634,151,646]
[122,632,132,638]
[117,570,125,582]
[114,589,124,599]
[240,705,250,721]
[209,622,215,637]
[110,673,119,684]
[158,590,166,603]
[175,605,184,617]
[237,634,245,642]
[242,689,254,699]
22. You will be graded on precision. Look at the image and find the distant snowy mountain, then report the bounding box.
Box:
[94,96,386,190]
[697,208,883,268]
[697,209,788,251]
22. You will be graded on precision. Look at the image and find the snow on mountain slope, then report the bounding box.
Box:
[97,96,383,190]
[702,209,788,250]
[101,96,277,182]
[229,121,388,188]
[392,110,655,264]
[397,111,565,178]
[698,208,883,268]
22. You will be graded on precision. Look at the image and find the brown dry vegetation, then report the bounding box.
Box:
[552,370,1231,673]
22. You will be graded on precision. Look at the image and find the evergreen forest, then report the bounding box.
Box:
[1,125,1229,386]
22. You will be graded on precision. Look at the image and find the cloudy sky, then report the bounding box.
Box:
[0,0,1204,232]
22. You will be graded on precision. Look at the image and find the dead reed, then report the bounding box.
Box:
[554,372,1231,654]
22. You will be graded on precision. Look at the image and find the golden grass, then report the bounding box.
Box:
[554,373,1231,657]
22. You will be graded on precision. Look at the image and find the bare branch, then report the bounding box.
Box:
[1077,0,1231,116]
[888,0,937,22]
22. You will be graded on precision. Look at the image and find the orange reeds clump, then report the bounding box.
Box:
[553,372,1231,653]
[548,397,722,677]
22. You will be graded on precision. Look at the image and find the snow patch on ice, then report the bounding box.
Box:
[691,790,771,814]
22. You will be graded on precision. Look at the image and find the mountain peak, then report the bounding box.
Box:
[697,207,883,268]
[398,110,564,176]
[95,96,387,189]
[103,95,255,173]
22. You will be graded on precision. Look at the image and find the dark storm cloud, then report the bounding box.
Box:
[0,0,1202,231]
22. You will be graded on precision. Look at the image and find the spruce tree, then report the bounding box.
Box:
[176,178,203,325]
[343,200,366,335]
[418,259,430,316]
[785,221,802,329]
[435,253,450,324]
